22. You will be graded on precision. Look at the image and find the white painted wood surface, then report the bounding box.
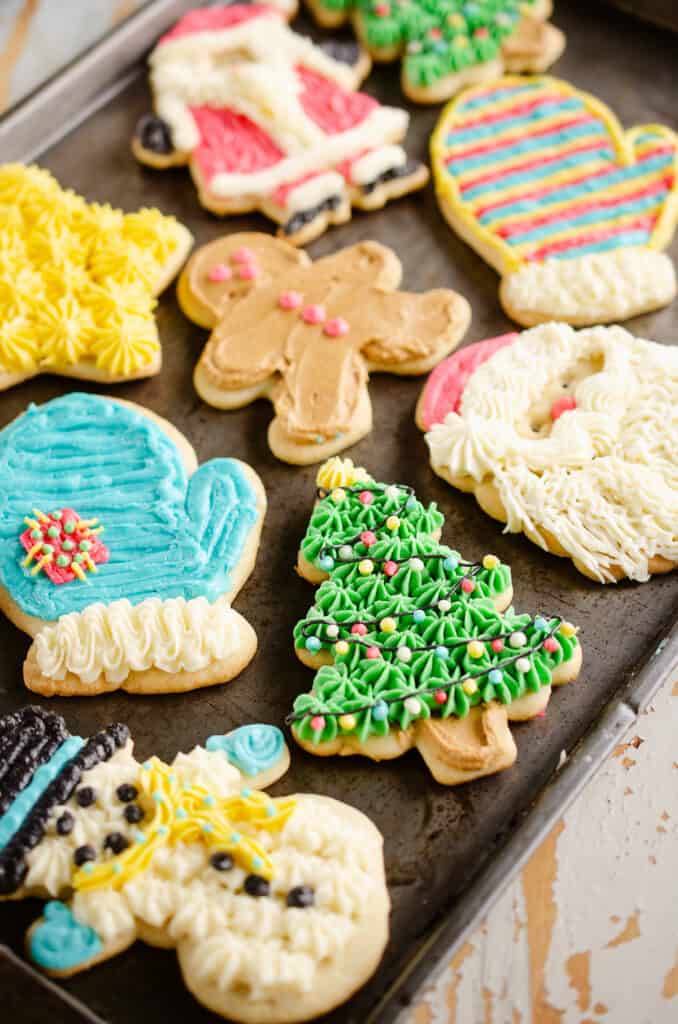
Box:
[406,676,678,1024]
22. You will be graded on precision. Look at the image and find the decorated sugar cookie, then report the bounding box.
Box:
[0,164,192,391]
[431,77,678,325]
[133,5,428,245]
[287,459,581,785]
[422,323,678,582]
[1,708,389,1023]
[179,233,471,464]
[0,394,266,695]
[303,0,565,104]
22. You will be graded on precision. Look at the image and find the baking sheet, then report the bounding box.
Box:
[1,1,677,1021]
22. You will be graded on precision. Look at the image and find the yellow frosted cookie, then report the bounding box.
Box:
[0,164,192,389]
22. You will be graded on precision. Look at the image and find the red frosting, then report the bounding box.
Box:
[297,67,377,135]
[418,334,518,430]
[159,5,281,43]
[191,107,284,182]
[20,508,109,586]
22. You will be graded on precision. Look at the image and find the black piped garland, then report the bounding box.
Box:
[0,714,129,896]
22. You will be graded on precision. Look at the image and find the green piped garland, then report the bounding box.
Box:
[309,0,537,92]
[290,467,578,746]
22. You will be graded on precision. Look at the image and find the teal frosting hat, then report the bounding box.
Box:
[0,394,260,621]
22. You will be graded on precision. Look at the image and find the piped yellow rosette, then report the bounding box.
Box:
[0,164,189,380]
[73,758,297,893]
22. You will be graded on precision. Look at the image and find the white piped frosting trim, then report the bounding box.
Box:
[34,595,241,684]
[500,248,676,326]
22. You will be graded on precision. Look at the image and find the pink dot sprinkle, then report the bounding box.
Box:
[429,27,442,38]
[491,638,504,653]
[383,560,398,577]
[238,264,258,281]
[360,530,377,547]
[207,263,232,283]
[351,623,368,636]
[551,395,577,421]
[461,577,475,594]
[279,290,302,310]
[301,304,325,325]
[475,26,489,37]
[324,317,349,338]
[310,715,325,731]
[375,2,390,13]
[366,646,380,660]
[434,689,447,705]
[359,490,374,505]
[232,247,255,264]
[544,637,559,653]
[535,710,547,718]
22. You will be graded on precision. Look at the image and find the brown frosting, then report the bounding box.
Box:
[185,234,468,443]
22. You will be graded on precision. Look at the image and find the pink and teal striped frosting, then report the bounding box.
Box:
[434,77,678,265]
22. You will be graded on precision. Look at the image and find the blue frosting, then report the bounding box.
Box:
[30,901,102,972]
[206,725,285,777]
[0,394,260,620]
[0,736,84,849]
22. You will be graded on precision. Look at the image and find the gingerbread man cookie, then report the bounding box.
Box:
[1,708,389,1023]
[303,0,565,104]
[287,459,582,785]
[133,5,428,245]
[431,76,678,326]
[0,164,192,391]
[0,393,266,695]
[179,233,471,464]
[422,323,678,583]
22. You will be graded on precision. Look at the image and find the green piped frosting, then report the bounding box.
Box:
[313,0,537,90]
[295,534,511,655]
[292,608,578,745]
[300,479,444,570]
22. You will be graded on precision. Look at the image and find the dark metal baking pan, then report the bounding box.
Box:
[1,1,677,1022]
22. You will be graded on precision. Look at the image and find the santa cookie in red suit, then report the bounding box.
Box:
[133,4,428,244]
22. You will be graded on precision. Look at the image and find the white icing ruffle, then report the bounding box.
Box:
[34,595,241,684]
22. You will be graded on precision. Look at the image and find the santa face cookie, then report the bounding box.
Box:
[0,394,266,695]
[303,0,565,104]
[1,708,389,1024]
[132,4,428,246]
[288,458,582,786]
[431,76,678,326]
[180,233,471,465]
[422,323,678,583]
[0,164,192,391]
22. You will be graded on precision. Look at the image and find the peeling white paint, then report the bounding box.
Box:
[408,676,678,1023]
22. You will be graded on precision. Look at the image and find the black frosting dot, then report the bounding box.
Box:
[286,885,315,909]
[136,114,174,155]
[55,811,74,836]
[75,787,96,808]
[244,874,270,898]
[103,832,130,855]
[210,852,234,872]
[73,845,96,867]
[116,783,138,803]
[123,803,144,824]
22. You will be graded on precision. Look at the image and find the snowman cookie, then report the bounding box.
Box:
[0,709,389,1023]
[0,394,266,695]
[431,76,678,326]
[422,323,678,582]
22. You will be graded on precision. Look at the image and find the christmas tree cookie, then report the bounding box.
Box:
[302,0,565,104]
[289,458,582,785]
